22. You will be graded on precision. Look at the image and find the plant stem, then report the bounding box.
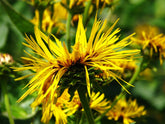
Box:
[39,9,44,30]
[124,57,143,89]
[95,58,143,122]
[75,111,81,124]
[83,0,92,25]
[79,111,85,124]
[1,79,15,124]
[66,12,72,52]
[77,86,95,124]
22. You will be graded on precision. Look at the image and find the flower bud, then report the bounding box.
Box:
[0,53,14,65]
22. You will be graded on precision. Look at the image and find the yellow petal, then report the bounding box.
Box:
[84,66,91,97]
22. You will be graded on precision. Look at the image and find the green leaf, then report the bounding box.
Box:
[133,80,165,110]
[155,0,165,18]
[11,105,29,119]
[1,97,37,120]
[0,0,34,35]
[129,0,144,5]
[0,23,8,49]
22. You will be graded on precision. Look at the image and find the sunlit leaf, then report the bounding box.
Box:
[0,23,8,49]
[0,0,34,35]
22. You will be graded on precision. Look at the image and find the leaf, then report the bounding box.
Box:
[155,0,165,18]
[0,23,8,49]
[129,0,145,4]
[133,80,165,110]
[0,0,34,35]
[1,97,37,120]
[11,105,29,119]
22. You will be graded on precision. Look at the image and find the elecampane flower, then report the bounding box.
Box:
[13,15,139,123]
[31,2,67,33]
[36,87,110,123]
[131,25,165,64]
[58,89,110,121]
[90,92,110,113]
[106,98,146,124]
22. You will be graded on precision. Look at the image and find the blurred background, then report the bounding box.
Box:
[0,0,165,124]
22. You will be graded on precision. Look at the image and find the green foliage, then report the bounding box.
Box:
[0,23,8,49]
[133,63,165,110]
[0,0,34,35]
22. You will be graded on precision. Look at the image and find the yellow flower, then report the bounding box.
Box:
[13,15,139,123]
[31,2,67,33]
[131,25,165,64]
[32,88,68,124]
[106,98,146,124]
[37,88,109,123]
[57,89,80,117]
[90,92,110,113]
[58,89,110,117]
[95,0,113,8]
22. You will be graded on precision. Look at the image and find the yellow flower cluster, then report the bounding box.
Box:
[106,98,146,124]
[30,0,115,33]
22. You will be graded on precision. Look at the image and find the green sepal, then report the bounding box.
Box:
[56,86,66,98]
[68,84,80,102]
[92,81,103,93]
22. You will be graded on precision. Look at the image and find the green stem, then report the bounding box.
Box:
[66,12,72,52]
[77,86,95,124]
[1,79,15,124]
[75,111,81,124]
[95,58,143,122]
[122,58,143,91]
[39,9,44,30]
[79,111,85,124]
[83,0,92,25]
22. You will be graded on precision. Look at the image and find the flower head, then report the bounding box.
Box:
[106,98,146,124]
[36,87,110,123]
[131,25,165,64]
[13,15,139,123]
[31,2,67,33]
[90,91,110,113]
